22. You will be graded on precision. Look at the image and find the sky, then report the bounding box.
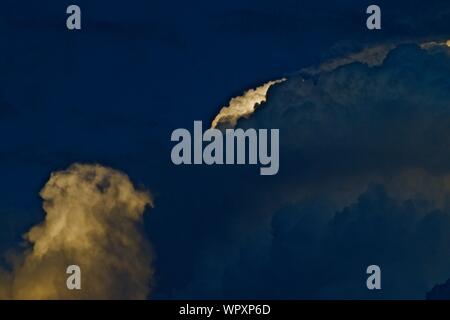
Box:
[1,0,450,299]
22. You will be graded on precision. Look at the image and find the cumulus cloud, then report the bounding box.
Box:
[211,79,286,129]
[0,163,153,299]
[212,39,446,132]
[170,43,450,299]
[251,185,450,299]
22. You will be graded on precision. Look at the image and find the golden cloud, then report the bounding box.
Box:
[0,163,153,299]
[211,79,286,129]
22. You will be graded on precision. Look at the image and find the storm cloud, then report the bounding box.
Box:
[165,43,450,299]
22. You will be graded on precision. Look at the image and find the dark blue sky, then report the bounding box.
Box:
[1,0,450,299]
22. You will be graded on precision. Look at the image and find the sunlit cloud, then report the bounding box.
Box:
[211,79,286,129]
[0,163,153,299]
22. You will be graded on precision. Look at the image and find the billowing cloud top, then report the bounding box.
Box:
[211,79,286,129]
[0,163,153,299]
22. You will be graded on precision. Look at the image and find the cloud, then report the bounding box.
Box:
[299,44,395,76]
[211,79,286,129]
[167,43,450,299]
[236,185,450,299]
[420,40,450,49]
[213,39,446,131]
[0,163,153,299]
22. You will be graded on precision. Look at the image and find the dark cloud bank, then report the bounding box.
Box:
[149,43,450,299]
